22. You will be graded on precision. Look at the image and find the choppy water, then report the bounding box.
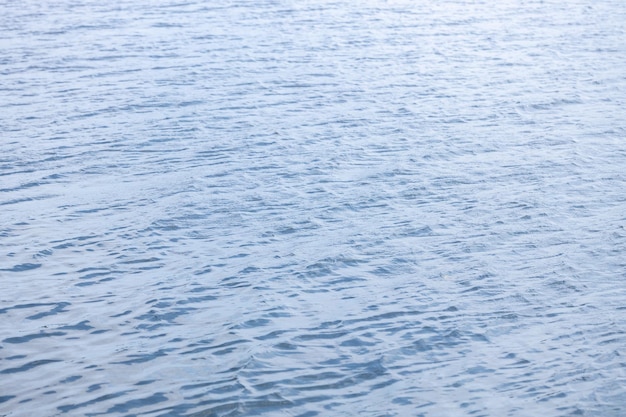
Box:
[1,0,626,416]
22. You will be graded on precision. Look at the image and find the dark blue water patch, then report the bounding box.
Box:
[27,302,71,320]
[58,320,94,331]
[193,266,213,275]
[219,275,252,289]
[0,180,45,193]
[339,337,378,348]
[295,331,349,342]
[3,331,67,344]
[75,279,113,287]
[180,339,250,356]
[78,268,113,280]
[0,359,63,374]
[112,348,171,365]
[5,355,28,360]
[0,262,41,272]
[233,318,272,329]
[135,380,157,386]
[255,329,293,342]
[110,310,132,318]
[60,375,82,384]
[135,307,195,330]
[104,392,169,415]
[180,375,240,393]
[178,393,294,417]
[0,195,56,206]
[33,248,54,259]
[86,383,105,393]
[57,391,131,413]
[0,302,63,315]
[175,294,218,305]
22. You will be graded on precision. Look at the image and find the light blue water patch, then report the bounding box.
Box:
[1,0,626,416]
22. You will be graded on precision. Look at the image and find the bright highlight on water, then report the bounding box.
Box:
[1,0,625,416]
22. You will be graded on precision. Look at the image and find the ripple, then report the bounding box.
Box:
[2,0,626,415]
[1,359,63,374]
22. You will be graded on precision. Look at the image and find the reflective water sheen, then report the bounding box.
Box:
[1,0,626,416]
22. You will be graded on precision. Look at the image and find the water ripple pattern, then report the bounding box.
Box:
[1,0,625,416]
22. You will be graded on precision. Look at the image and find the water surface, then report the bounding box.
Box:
[1,0,626,416]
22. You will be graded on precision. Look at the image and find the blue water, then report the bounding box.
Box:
[1,0,626,416]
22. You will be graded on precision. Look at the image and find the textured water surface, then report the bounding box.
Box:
[1,0,626,416]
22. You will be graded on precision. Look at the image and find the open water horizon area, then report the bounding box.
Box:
[1,0,626,416]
